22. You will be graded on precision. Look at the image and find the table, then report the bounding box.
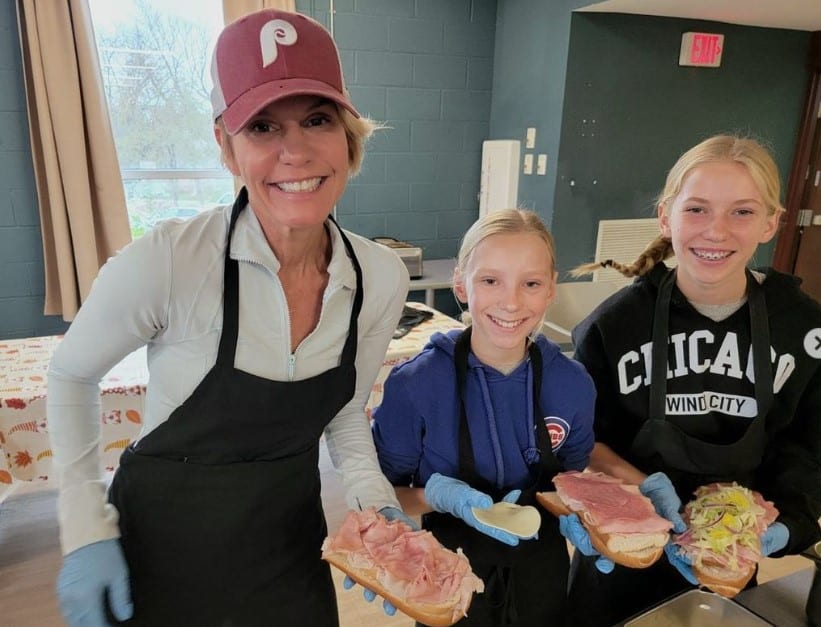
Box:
[0,304,462,499]
[0,337,148,500]
[735,565,816,626]
[365,302,464,416]
[408,258,457,307]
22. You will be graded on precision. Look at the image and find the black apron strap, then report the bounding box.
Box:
[217,192,361,369]
[455,328,558,493]
[650,269,773,426]
[747,273,773,418]
[649,269,676,421]
[215,187,249,368]
[529,341,558,478]
[455,327,485,490]
[329,214,363,366]
[650,270,773,420]
[637,269,774,475]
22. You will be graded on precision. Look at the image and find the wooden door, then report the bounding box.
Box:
[793,119,821,301]
[775,32,821,302]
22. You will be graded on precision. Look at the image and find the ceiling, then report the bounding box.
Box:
[577,0,821,32]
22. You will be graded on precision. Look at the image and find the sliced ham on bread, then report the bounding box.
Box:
[536,470,673,568]
[322,508,484,627]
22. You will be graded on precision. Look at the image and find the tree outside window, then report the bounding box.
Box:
[89,0,233,238]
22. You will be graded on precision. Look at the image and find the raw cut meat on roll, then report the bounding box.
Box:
[536,470,673,568]
[322,508,484,627]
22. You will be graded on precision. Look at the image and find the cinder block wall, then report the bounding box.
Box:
[0,0,68,339]
[299,0,496,262]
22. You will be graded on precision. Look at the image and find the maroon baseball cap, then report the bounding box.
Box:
[210,9,359,135]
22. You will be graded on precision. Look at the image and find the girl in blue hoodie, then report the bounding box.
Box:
[372,209,596,626]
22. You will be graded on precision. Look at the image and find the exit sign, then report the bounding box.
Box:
[679,32,724,67]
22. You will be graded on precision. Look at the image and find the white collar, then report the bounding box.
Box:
[228,204,356,292]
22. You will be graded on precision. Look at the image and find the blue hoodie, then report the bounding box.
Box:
[372,329,596,490]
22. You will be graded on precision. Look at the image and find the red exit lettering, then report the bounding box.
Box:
[691,34,722,65]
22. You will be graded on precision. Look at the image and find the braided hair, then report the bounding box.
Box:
[570,236,674,279]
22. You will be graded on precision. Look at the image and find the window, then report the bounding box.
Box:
[88,0,233,238]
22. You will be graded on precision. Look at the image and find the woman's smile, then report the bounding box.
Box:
[273,177,325,193]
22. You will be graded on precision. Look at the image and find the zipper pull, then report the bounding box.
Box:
[288,353,296,380]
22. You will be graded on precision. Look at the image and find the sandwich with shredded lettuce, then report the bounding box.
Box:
[672,482,779,598]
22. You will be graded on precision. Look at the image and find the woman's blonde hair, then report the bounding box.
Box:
[340,107,379,176]
[455,209,556,325]
[571,134,784,279]
[216,103,379,177]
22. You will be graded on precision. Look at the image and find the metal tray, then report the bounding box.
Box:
[623,589,773,626]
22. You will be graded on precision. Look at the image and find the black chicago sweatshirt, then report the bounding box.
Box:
[573,264,821,554]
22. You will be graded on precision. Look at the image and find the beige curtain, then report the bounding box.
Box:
[223,0,296,26]
[16,0,131,321]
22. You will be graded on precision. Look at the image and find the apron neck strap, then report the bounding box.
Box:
[454,329,547,491]
[216,189,362,368]
[748,273,773,417]
[649,270,675,420]
[329,214,364,363]
[217,188,248,365]
[454,328,478,484]
[649,269,773,421]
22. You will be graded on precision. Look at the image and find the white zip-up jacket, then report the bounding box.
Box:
[48,203,409,555]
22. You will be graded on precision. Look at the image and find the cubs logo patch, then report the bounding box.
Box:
[543,416,570,451]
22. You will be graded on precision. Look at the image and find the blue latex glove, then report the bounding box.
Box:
[424,473,522,546]
[664,542,698,585]
[57,538,133,627]
[379,505,420,531]
[500,489,523,505]
[640,472,686,533]
[559,513,615,574]
[760,522,789,557]
[343,576,397,616]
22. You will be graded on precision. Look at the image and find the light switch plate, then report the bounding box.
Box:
[526,127,536,149]
[523,153,534,175]
[537,154,547,175]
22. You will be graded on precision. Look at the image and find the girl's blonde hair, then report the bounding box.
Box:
[455,209,556,325]
[571,134,784,279]
[216,103,379,177]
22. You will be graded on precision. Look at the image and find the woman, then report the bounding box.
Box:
[565,135,821,625]
[373,209,596,625]
[49,9,410,627]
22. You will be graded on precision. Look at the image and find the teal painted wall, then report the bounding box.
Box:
[298,0,497,266]
[0,2,813,337]
[490,0,590,225]
[297,0,498,315]
[551,13,810,276]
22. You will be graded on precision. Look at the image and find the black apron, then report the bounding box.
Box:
[631,268,774,481]
[421,328,568,627]
[108,189,363,626]
[569,269,774,627]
